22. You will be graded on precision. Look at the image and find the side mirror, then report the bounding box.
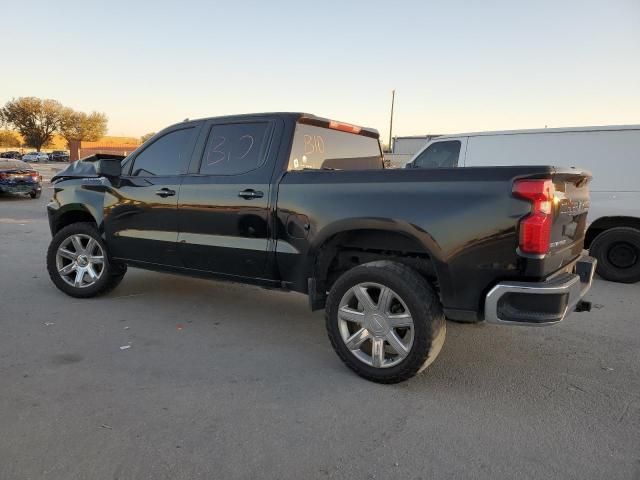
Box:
[405,162,415,169]
[95,158,122,178]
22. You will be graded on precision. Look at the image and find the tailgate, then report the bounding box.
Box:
[520,168,592,278]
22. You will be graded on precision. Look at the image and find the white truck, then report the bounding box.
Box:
[405,124,640,283]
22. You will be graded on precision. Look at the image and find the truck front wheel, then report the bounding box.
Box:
[325,261,446,383]
[46,222,127,298]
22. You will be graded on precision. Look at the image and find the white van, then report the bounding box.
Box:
[406,125,640,283]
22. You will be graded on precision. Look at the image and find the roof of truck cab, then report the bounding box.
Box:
[180,112,379,136]
[433,124,640,139]
[187,112,303,122]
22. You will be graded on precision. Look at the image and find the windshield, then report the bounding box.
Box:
[288,122,382,171]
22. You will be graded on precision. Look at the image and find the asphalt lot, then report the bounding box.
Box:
[1,170,639,480]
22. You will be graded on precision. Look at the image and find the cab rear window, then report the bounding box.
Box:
[288,123,382,171]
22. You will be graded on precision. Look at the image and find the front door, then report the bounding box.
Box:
[105,125,200,266]
[177,118,281,279]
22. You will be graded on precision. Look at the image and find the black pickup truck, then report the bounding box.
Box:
[46,113,596,383]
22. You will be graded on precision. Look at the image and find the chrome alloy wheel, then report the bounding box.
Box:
[337,282,415,368]
[55,234,105,288]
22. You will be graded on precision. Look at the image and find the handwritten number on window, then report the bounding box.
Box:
[237,134,254,160]
[207,134,256,165]
[207,136,227,166]
[303,135,324,155]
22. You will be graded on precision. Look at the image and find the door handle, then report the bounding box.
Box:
[238,189,264,199]
[155,188,176,198]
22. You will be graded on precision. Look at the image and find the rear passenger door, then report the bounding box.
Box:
[177,117,282,279]
[412,139,466,168]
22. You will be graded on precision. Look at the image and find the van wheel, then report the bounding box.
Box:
[325,261,446,383]
[590,227,640,283]
[47,222,127,298]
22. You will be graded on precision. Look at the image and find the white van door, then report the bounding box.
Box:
[410,137,468,168]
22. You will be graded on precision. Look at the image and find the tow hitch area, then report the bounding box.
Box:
[575,300,592,312]
[484,255,596,326]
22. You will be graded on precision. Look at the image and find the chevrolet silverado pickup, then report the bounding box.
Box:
[46,113,596,383]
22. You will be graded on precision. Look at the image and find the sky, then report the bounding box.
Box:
[2,0,639,141]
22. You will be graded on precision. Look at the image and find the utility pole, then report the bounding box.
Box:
[388,90,395,153]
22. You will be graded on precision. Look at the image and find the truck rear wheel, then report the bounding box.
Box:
[325,261,446,383]
[46,222,127,298]
[590,227,640,283]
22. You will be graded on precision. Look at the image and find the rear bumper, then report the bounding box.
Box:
[484,254,596,326]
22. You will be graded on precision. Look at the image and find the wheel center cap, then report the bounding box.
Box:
[366,313,389,337]
[77,255,89,267]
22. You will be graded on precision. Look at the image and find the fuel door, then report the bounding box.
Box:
[286,214,310,239]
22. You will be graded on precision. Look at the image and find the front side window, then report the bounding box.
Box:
[131,128,194,176]
[288,123,383,171]
[199,122,270,175]
[413,140,461,168]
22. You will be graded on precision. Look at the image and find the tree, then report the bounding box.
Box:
[60,109,108,144]
[1,97,64,151]
[140,132,156,143]
[60,109,108,161]
[0,130,21,147]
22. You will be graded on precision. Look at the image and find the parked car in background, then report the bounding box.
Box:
[49,150,70,162]
[405,124,640,284]
[0,159,42,198]
[0,151,22,159]
[22,151,50,163]
[46,113,595,383]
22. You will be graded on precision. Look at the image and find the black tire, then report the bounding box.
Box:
[29,190,41,199]
[589,227,640,283]
[47,222,127,298]
[325,261,446,384]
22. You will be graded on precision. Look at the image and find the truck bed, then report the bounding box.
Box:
[275,165,591,321]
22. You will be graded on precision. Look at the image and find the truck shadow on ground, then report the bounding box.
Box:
[106,269,597,396]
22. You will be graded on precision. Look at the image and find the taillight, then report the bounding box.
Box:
[513,179,555,254]
[31,173,40,181]
[0,173,7,180]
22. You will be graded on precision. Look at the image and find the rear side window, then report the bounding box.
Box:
[288,123,382,171]
[131,128,194,176]
[413,140,461,168]
[199,122,270,175]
